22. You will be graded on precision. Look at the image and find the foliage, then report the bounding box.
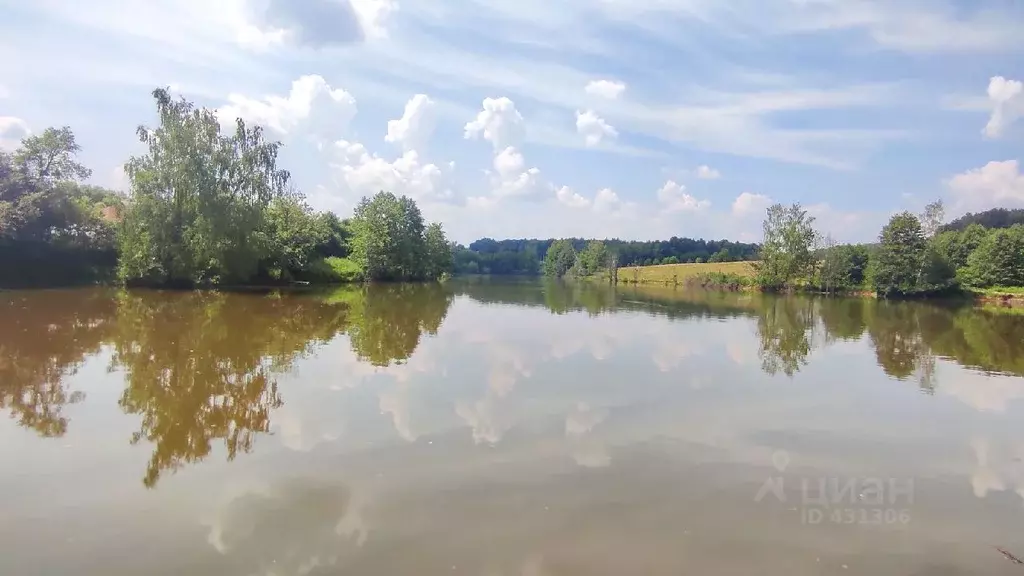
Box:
[754,203,818,290]
[958,225,1024,288]
[302,256,364,283]
[422,222,454,280]
[349,191,449,281]
[0,128,122,287]
[453,236,758,275]
[708,248,732,263]
[919,199,945,238]
[932,223,987,271]
[687,271,752,291]
[940,207,1024,233]
[263,195,330,279]
[543,239,577,277]
[871,212,954,296]
[574,240,608,276]
[117,89,291,286]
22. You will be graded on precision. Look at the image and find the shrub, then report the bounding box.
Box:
[301,257,364,283]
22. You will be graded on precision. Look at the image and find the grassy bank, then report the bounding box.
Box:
[617,261,755,285]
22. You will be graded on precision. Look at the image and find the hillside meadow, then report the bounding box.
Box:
[617,261,756,285]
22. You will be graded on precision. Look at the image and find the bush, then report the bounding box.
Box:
[301,257,364,283]
[959,225,1024,288]
[686,271,752,291]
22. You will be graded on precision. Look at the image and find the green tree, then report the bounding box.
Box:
[817,234,851,293]
[262,194,329,279]
[708,248,731,263]
[117,88,291,285]
[754,203,818,290]
[959,225,1024,288]
[13,127,91,187]
[543,239,577,277]
[871,212,954,296]
[423,222,453,280]
[350,191,445,281]
[575,240,607,276]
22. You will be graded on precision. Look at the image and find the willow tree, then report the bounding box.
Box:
[118,88,290,285]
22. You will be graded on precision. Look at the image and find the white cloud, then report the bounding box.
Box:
[731,191,772,215]
[0,116,30,151]
[333,139,456,203]
[244,0,396,48]
[464,97,524,150]
[493,146,525,177]
[218,75,356,138]
[575,109,618,147]
[593,188,622,212]
[350,0,398,40]
[695,164,721,179]
[983,76,1023,139]
[385,94,436,152]
[656,180,710,213]
[555,186,590,208]
[947,160,1024,211]
[471,146,549,206]
[584,79,626,99]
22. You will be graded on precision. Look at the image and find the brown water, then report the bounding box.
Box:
[2,279,1024,575]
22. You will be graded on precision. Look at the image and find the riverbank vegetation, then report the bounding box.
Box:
[1,89,451,289]
[452,236,756,276]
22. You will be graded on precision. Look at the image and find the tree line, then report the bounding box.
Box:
[754,200,1024,296]
[453,236,757,276]
[1,88,452,288]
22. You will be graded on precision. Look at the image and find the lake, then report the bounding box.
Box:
[3,279,1024,575]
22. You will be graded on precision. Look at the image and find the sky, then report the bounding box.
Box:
[0,0,1023,244]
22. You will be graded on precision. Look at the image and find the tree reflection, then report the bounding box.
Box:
[344,283,454,367]
[756,298,814,377]
[0,290,116,437]
[111,290,353,488]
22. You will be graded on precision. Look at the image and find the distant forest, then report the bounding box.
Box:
[453,237,759,275]
[940,208,1024,233]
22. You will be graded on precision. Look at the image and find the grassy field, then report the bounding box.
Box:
[617,261,756,284]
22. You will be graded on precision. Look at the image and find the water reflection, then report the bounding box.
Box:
[3,281,1023,489]
[0,290,116,437]
[453,280,1024,382]
[205,477,368,575]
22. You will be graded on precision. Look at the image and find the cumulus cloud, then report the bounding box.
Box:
[469,146,548,206]
[593,188,622,212]
[333,139,456,203]
[464,97,525,150]
[555,186,590,208]
[218,74,356,138]
[696,165,721,179]
[983,76,1024,138]
[385,94,436,152]
[732,191,772,215]
[575,110,618,147]
[947,160,1024,211]
[584,79,626,100]
[656,180,710,213]
[246,0,396,48]
[0,116,30,151]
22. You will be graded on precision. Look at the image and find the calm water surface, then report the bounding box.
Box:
[3,279,1024,575]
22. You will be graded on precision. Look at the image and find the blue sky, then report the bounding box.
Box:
[1,0,1022,243]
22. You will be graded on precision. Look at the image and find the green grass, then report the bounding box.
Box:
[617,261,756,285]
[968,286,1024,296]
[303,257,364,283]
